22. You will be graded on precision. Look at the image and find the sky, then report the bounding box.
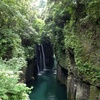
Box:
[31,0,47,7]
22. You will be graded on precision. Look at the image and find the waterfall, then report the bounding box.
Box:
[36,45,42,75]
[39,45,43,71]
[35,40,54,76]
[37,64,39,73]
[36,44,46,76]
[41,44,46,70]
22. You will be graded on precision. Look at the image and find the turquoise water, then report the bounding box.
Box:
[28,70,67,100]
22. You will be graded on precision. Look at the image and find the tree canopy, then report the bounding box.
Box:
[44,0,100,85]
[0,0,100,99]
[0,0,43,99]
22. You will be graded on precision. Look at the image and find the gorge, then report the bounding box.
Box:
[0,0,100,100]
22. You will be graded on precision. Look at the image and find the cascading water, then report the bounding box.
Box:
[39,45,43,71]
[36,44,47,75]
[41,44,46,70]
[27,42,67,100]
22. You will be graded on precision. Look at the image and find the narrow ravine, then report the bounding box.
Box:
[27,70,67,100]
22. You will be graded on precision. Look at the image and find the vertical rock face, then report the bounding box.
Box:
[25,38,54,82]
[57,64,100,100]
[56,37,100,100]
[42,40,54,69]
[67,76,90,100]
[36,42,54,70]
[75,82,90,100]
[67,75,75,100]
[43,0,100,99]
[57,65,67,85]
[25,58,37,82]
[36,41,54,71]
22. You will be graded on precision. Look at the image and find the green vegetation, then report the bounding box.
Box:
[0,0,100,99]
[0,58,31,100]
[0,0,44,99]
[44,0,100,85]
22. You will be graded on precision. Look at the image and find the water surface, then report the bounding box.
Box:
[28,70,67,100]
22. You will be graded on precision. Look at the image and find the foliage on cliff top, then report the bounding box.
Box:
[0,0,43,59]
[0,0,43,99]
[44,0,100,85]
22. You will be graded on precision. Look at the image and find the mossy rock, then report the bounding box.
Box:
[89,86,100,100]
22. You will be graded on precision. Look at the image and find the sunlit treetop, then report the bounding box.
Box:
[30,0,47,15]
[30,0,47,8]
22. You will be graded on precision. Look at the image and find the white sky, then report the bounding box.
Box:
[31,0,47,7]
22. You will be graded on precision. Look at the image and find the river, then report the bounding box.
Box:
[27,70,67,100]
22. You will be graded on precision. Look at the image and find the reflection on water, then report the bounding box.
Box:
[27,70,67,100]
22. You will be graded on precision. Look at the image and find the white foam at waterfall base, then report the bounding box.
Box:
[38,71,45,75]
[53,70,57,75]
